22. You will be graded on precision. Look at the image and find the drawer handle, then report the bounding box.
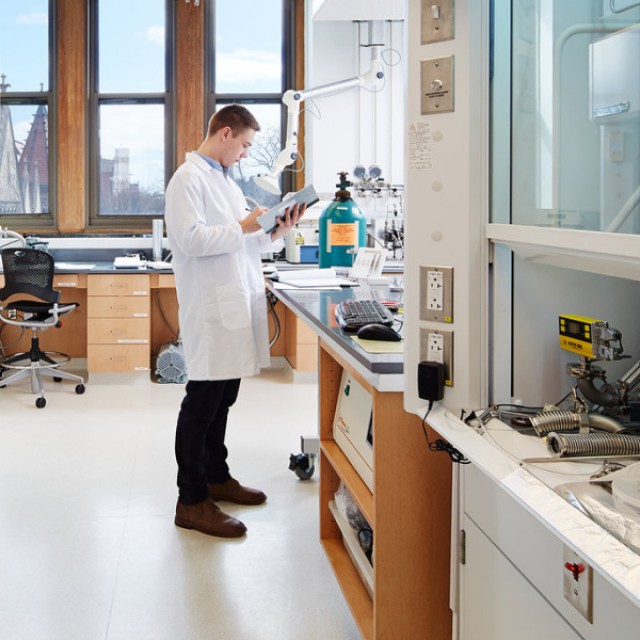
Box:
[134,367,150,371]
[133,313,149,318]
[55,281,77,287]
[111,356,127,362]
[133,290,149,296]
[117,339,149,344]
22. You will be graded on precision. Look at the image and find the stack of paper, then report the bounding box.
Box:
[271,268,355,289]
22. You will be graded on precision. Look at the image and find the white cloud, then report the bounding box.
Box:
[216,49,280,84]
[137,25,165,46]
[16,12,48,25]
[100,105,165,189]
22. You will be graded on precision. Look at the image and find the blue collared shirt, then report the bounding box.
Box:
[195,151,229,179]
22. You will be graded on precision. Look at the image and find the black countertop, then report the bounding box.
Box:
[267,280,405,375]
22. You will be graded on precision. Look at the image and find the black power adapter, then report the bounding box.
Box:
[417,361,445,402]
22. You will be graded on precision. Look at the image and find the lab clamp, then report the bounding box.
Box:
[350,165,405,261]
[480,314,640,459]
[558,314,640,422]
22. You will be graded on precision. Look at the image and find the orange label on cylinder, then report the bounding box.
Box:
[329,223,357,246]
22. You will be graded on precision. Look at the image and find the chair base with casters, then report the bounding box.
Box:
[0,331,86,409]
[0,247,87,409]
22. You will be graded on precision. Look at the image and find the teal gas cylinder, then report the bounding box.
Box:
[318,172,367,268]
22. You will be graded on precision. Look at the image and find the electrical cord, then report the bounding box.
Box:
[155,290,179,340]
[267,291,281,348]
[422,402,470,464]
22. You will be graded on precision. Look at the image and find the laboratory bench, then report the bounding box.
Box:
[263,263,404,376]
[0,257,318,376]
[0,262,178,374]
[268,281,453,640]
[425,404,640,639]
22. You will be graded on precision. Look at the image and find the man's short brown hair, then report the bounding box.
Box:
[208,104,261,137]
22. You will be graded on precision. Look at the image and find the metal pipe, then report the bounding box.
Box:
[577,377,619,407]
[547,431,640,457]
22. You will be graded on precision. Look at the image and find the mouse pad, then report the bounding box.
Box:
[351,336,404,354]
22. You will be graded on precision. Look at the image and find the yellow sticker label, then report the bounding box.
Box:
[329,223,357,246]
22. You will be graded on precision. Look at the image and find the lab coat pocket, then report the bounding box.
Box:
[212,283,252,331]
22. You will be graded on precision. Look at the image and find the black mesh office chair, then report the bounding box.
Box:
[0,248,86,408]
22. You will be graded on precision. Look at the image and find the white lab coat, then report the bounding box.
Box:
[164,152,274,380]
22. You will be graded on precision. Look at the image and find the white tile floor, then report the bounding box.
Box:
[0,364,360,640]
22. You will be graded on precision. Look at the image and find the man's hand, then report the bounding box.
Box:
[239,205,269,234]
[270,203,306,241]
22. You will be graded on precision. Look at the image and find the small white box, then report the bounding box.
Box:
[333,370,373,491]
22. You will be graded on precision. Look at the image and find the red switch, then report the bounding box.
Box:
[564,562,585,581]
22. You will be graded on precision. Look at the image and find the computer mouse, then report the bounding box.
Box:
[356,323,402,342]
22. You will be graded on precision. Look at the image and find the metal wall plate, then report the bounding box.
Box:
[421,0,455,44]
[421,56,454,114]
[563,546,593,622]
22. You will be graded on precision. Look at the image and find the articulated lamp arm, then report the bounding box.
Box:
[254,52,385,195]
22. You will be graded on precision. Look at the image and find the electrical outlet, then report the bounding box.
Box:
[427,332,444,363]
[420,328,454,386]
[427,270,444,311]
[420,265,453,322]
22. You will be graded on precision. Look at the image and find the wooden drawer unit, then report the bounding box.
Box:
[52,273,81,288]
[87,274,151,373]
[87,296,150,318]
[87,318,150,345]
[88,273,150,297]
[87,345,151,373]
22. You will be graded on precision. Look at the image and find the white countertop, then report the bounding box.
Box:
[424,403,640,607]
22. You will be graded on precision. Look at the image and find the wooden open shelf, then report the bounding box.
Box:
[318,339,453,639]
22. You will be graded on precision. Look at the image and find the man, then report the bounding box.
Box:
[164,105,305,538]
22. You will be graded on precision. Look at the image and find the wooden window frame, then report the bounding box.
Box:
[0,0,56,230]
[10,0,304,236]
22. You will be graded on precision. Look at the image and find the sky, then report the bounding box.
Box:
[0,0,284,191]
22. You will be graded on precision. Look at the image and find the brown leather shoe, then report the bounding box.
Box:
[175,498,247,538]
[208,478,267,505]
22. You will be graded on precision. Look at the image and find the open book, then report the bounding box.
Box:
[270,268,355,288]
[257,184,320,234]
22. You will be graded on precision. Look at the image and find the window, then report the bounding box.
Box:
[493,0,640,234]
[89,0,173,224]
[0,0,53,224]
[207,0,295,207]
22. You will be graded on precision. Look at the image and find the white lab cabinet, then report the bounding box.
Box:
[402,0,640,637]
[458,463,640,639]
[462,519,581,640]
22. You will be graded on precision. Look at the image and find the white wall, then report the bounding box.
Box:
[512,259,640,405]
[403,0,489,414]
[304,8,405,194]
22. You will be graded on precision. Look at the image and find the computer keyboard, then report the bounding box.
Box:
[335,299,395,332]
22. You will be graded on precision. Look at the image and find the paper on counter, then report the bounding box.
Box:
[271,267,355,288]
[55,262,96,270]
[351,336,404,354]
